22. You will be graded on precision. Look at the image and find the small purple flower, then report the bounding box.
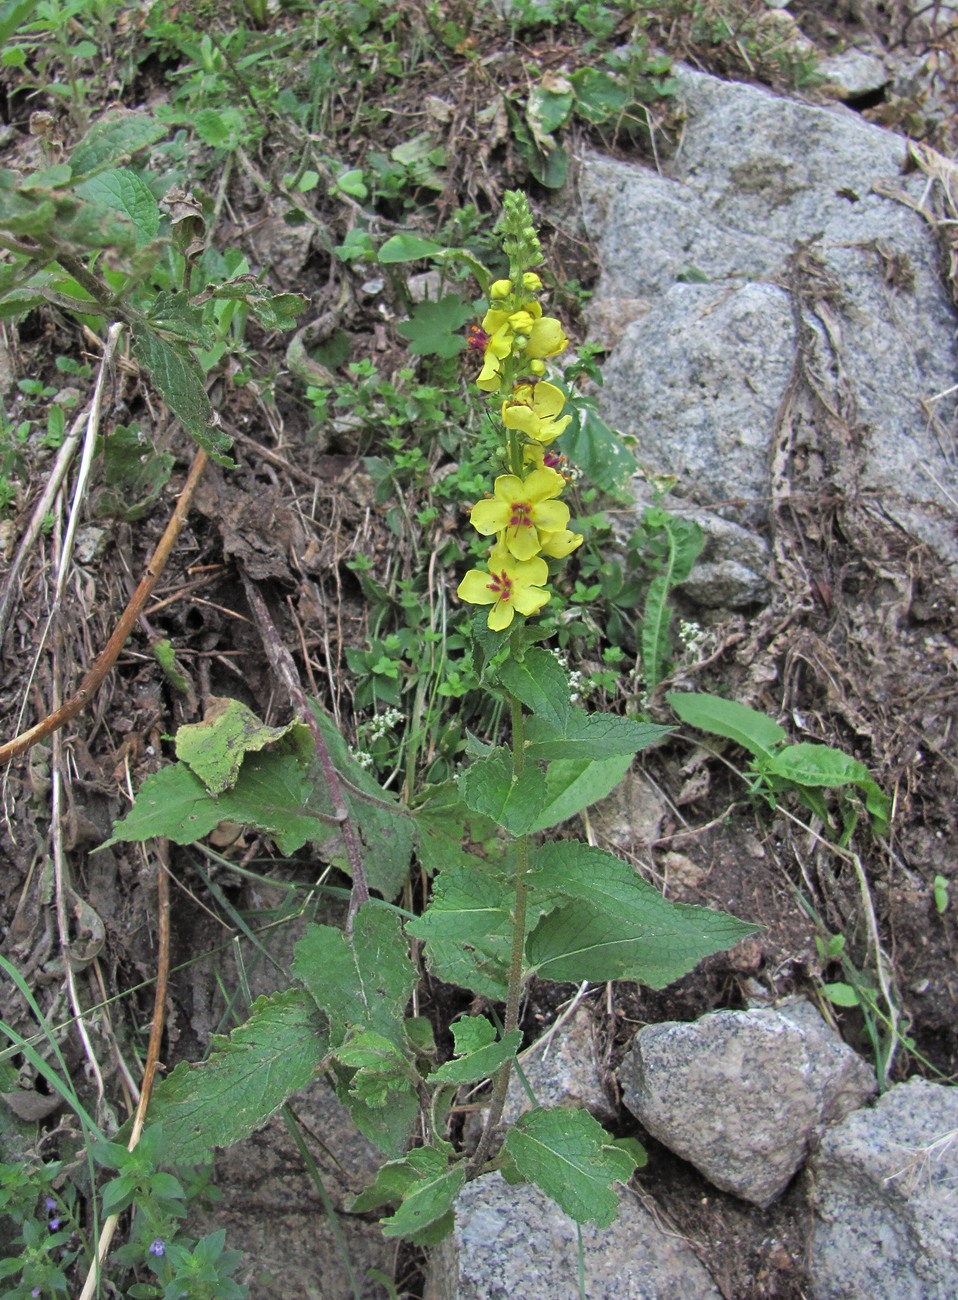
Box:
[44,1197,57,1213]
[149,1238,165,1258]
[32,1289,41,1298]
[48,1217,60,1231]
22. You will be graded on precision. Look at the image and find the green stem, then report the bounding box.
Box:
[467,690,530,1177]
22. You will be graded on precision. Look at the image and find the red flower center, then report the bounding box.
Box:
[467,325,489,353]
[487,570,513,602]
[508,502,533,531]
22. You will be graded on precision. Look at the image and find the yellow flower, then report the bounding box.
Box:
[457,545,551,631]
[502,381,571,445]
[490,278,513,298]
[538,529,584,558]
[474,302,568,393]
[469,468,570,561]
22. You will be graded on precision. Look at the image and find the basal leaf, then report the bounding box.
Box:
[142,989,327,1165]
[457,747,548,837]
[502,1107,637,1227]
[527,840,758,986]
[667,691,787,760]
[292,906,416,1049]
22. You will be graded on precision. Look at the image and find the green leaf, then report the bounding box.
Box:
[641,510,705,690]
[396,295,472,358]
[130,327,233,462]
[527,84,573,140]
[428,1016,522,1086]
[499,647,573,733]
[335,1028,414,1108]
[104,754,324,855]
[527,753,632,833]
[0,0,37,45]
[174,697,311,794]
[141,989,327,1164]
[757,743,890,834]
[292,907,416,1049]
[193,107,246,150]
[823,982,860,1007]
[352,1145,462,1242]
[561,397,635,494]
[406,859,514,999]
[207,281,307,330]
[502,1107,637,1227]
[526,840,758,985]
[667,691,787,760]
[377,232,445,263]
[457,747,548,837]
[330,1059,418,1159]
[75,168,159,245]
[571,66,629,125]
[524,710,671,761]
[69,110,167,180]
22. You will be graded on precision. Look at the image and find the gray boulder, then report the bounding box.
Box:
[809,1077,958,1299]
[426,1172,721,1300]
[618,999,877,1208]
[579,66,958,571]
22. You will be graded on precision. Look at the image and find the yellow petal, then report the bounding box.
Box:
[538,529,583,558]
[470,499,509,535]
[526,317,568,359]
[457,570,497,605]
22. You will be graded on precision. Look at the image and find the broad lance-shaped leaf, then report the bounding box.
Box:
[68,109,167,180]
[292,906,416,1049]
[104,752,324,855]
[499,648,573,733]
[526,841,758,986]
[524,709,671,761]
[668,691,786,761]
[757,742,890,834]
[75,168,159,245]
[457,747,548,837]
[141,989,327,1165]
[502,1107,637,1228]
[428,1016,522,1086]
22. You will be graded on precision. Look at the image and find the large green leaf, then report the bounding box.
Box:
[75,168,159,245]
[351,1145,463,1244]
[526,753,632,833]
[292,907,416,1049]
[524,710,671,761]
[104,753,324,854]
[667,691,787,760]
[502,1107,637,1227]
[526,841,758,985]
[142,989,327,1165]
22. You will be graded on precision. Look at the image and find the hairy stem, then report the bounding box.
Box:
[467,690,529,1177]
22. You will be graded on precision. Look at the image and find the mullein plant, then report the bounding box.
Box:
[102,191,757,1253]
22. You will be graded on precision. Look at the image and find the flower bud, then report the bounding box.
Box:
[522,272,542,291]
[490,278,513,299]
